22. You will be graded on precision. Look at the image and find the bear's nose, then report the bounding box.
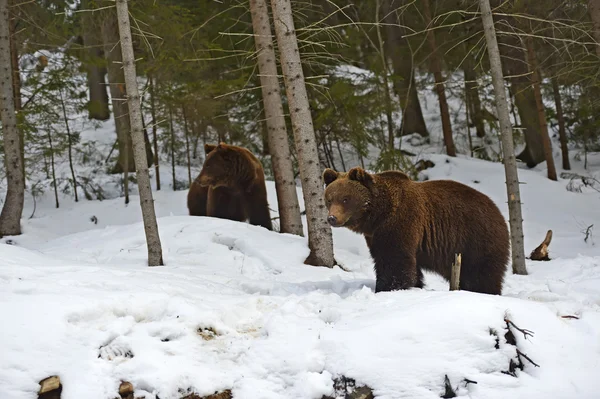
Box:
[327,215,337,226]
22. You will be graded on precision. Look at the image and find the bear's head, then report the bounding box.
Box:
[198,142,237,188]
[322,167,374,228]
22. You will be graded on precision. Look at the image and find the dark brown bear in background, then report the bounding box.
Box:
[322,167,510,295]
[187,143,273,231]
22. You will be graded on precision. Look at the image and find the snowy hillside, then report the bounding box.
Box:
[1,145,600,398]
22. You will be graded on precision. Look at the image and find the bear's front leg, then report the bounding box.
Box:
[369,235,419,293]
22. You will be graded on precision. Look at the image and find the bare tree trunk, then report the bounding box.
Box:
[270,0,335,267]
[382,0,428,137]
[480,0,527,275]
[498,30,544,167]
[182,106,192,186]
[249,0,304,236]
[8,0,24,182]
[169,107,176,191]
[46,130,59,208]
[101,10,135,174]
[375,0,395,154]
[462,14,486,138]
[551,78,570,170]
[0,0,24,237]
[115,0,164,266]
[589,0,600,57]
[81,0,110,121]
[422,0,456,156]
[59,88,79,202]
[149,74,161,190]
[525,36,557,181]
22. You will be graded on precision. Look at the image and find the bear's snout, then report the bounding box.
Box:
[327,215,338,226]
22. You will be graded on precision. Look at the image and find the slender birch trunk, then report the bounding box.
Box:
[249,0,303,236]
[115,0,164,266]
[479,0,527,275]
[270,0,335,267]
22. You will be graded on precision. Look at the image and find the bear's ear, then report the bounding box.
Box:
[348,167,373,188]
[204,144,217,154]
[322,168,339,187]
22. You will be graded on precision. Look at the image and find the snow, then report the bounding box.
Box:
[2,61,600,398]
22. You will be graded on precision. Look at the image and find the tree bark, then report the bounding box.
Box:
[115,0,164,266]
[0,0,24,237]
[149,74,161,190]
[422,0,456,156]
[250,0,303,236]
[101,10,135,174]
[382,0,429,137]
[182,106,192,186]
[497,29,544,167]
[270,0,335,267]
[81,0,110,121]
[551,78,570,170]
[375,0,395,153]
[59,88,79,202]
[524,36,557,181]
[588,0,600,57]
[480,0,527,275]
[463,59,486,138]
[8,0,24,181]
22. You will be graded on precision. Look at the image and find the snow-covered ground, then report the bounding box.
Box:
[1,147,600,398]
[2,60,600,398]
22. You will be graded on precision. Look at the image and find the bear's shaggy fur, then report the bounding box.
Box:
[323,167,510,295]
[187,143,273,231]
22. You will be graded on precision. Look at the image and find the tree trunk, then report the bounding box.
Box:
[382,0,429,137]
[270,0,335,267]
[115,0,164,266]
[422,0,456,156]
[462,14,486,138]
[375,0,395,154]
[149,74,161,190]
[463,60,486,138]
[101,10,135,174]
[59,88,79,202]
[589,0,600,57]
[182,106,192,186]
[551,78,570,170]
[46,130,59,209]
[480,0,527,275]
[81,0,110,121]
[0,0,24,237]
[169,107,176,191]
[249,0,303,236]
[497,29,544,167]
[524,36,557,181]
[8,0,24,182]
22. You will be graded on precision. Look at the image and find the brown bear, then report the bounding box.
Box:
[187,142,273,231]
[322,167,510,295]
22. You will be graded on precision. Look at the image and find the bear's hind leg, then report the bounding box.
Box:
[458,257,505,295]
[246,199,273,231]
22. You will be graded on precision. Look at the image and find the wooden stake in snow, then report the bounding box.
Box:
[479,0,527,275]
[249,0,303,237]
[450,253,462,291]
[270,0,335,267]
[115,0,164,266]
[529,230,552,261]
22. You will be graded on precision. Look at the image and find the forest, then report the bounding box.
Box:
[1,0,600,398]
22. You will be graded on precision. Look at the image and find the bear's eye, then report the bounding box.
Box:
[342,198,348,204]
